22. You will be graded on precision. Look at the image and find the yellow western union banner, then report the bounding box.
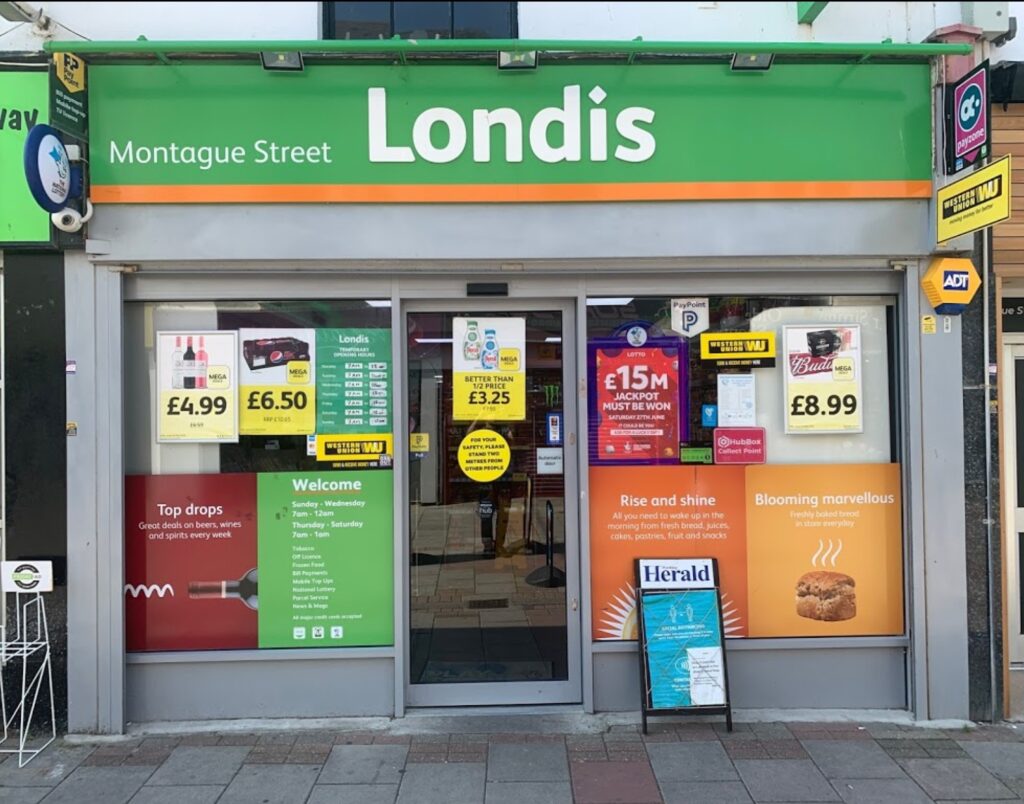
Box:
[699,331,776,368]
[937,155,1011,242]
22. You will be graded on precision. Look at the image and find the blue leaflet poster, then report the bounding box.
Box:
[641,589,726,710]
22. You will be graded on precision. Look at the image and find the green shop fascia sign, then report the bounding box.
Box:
[0,69,51,243]
[88,62,932,205]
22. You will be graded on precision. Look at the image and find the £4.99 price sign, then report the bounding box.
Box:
[158,331,239,442]
[783,325,863,435]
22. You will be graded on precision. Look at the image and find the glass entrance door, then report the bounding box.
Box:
[405,302,580,706]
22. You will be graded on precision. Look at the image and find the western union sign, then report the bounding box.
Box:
[937,155,1011,242]
[699,331,776,367]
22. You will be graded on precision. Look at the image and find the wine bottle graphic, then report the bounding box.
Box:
[195,336,209,389]
[188,568,258,610]
[171,336,184,390]
[183,336,196,389]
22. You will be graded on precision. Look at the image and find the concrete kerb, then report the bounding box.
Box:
[58,708,973,743]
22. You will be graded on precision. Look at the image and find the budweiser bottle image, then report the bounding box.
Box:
[183,336,196,389]
[188,568,258,610]
[171,336,184,389]
[195,336,209,389]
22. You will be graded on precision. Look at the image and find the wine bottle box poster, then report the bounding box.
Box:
[125,471,394,651]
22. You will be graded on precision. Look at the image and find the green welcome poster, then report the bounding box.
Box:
[256,470,393,647]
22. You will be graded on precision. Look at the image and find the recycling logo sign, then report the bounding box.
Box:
[947,61,989,173]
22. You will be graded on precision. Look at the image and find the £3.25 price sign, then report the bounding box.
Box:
[157,331,239,442]
[452,317,526,422]
[783,325,863,434]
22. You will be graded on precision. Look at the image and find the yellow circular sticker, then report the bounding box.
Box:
[458,429,511,483]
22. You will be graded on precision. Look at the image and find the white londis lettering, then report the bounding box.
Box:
[366,86,656,165]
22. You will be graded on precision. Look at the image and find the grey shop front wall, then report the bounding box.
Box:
[66,200,969,732]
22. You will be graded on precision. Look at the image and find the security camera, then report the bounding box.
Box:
[51,200,93,233]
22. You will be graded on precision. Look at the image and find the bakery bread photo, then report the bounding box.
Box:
[795,570,856,622]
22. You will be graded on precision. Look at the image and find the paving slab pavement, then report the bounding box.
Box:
[1,719,1024,802]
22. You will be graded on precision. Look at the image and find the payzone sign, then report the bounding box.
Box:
[947,61,989,174]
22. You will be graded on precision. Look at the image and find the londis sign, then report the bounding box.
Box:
[88,63,932,204]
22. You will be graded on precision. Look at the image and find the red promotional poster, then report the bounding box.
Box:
[588,333,686,465]
[125,473,258,651]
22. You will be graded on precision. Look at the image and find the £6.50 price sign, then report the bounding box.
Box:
[783,325,863,434]
[239,328,316,435]
[158,331,239,442]
[452,317,526,422]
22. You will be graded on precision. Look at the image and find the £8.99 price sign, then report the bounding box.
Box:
[783,325,863,434]
[158,331,239,442]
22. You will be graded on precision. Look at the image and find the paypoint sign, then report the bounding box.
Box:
[921,257,981,315]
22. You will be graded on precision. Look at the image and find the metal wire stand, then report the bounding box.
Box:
[0,593,56,767]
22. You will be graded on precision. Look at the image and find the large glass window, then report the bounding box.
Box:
[123,300,395,653]
[586,295,904,642]
[325,2,516,40]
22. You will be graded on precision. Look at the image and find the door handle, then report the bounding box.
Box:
[571,597,578,611]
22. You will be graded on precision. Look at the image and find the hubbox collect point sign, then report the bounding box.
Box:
[712,427,766,464]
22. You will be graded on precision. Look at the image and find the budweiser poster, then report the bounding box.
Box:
[783,325,863,434]
[588,332,686,465]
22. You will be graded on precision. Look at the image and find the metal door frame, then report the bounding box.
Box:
[402,297,582,706]
[1003,342,1024,665]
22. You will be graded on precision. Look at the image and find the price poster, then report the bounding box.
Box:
[157,331,238,443]
[239,329,315,436]
[783,325,863,434]
[588,336,686,465]
[452,317,526,422]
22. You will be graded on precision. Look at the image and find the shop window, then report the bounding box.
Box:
[585,295,905,644]
[325,1,517,40]
[123,300,395,653]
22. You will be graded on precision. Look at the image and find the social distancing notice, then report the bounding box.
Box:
[453,317,525,421]
[458,429,511,483]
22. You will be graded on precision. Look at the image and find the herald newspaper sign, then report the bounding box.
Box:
[945,61,989,175]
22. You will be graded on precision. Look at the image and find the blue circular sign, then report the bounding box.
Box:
[23,124,71,212]
[959,84,984,133]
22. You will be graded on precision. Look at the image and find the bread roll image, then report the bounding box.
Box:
[795,570,856,622]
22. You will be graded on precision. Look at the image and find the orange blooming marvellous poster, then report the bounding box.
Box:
[589,465,749,640]
[744,463,903,637]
